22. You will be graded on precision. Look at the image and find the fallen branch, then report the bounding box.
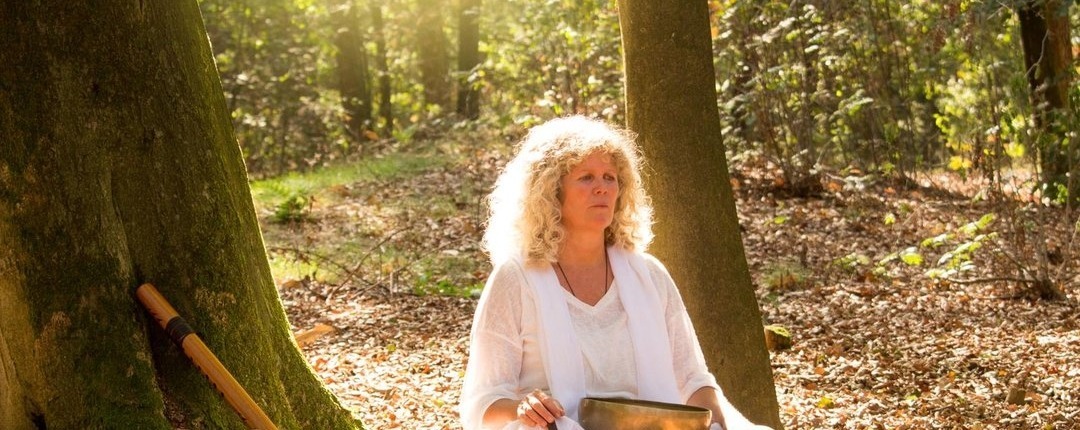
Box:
[336,228,408,289]
[268,245,359,283]
[941,276,1036,285]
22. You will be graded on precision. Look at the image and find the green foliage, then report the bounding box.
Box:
[199,0,349,176]
[254,180,316,223]
[879,213,998,279]
[251,139,485,296]
[833,252,869,271]
[251,153,437,202]
[413,271,482,298]
[200,0,477,176]
[763,260,811,290]
[931,9,1032,180]
[900,247,924,267]
[712,0,1040,190]
[482,0,625,125]
[197,0,1071,204]
[274,191,314,223]
[251,152,440,227]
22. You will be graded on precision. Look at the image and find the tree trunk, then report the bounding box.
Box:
[0,2,361,429]
[456,0,481,120]
[333,0,373,144]
[370,0,393,134]
[618,1,783,428]
[417,0,452,110]
[1016,0,1075,202]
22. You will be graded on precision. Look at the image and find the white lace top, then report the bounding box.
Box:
[460,254,721,429]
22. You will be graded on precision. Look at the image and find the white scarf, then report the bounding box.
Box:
[521,246,681,422]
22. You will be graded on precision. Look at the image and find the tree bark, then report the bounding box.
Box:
[417,0,452,110]
[370,0,393,134]
[333,0,373,143]
[1016,0,1075,202]
[0,2,361,429]
[456,0,482,119]
[618,1,783,428]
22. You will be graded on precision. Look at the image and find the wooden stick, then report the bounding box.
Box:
[135,283,278,430]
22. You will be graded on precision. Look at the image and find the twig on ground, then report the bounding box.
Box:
[334,228,409,290]
[268,246,362,285]
[942,276,1035,285]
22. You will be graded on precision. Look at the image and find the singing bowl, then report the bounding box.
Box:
[578,397,711,430]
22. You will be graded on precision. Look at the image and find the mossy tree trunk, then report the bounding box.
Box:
[456,0,481,119]
[333,0,374,144]
[617,1,783,428]
[370,0,394,134]
[0,2,361,429]
[1016,0,1076,203]
[417,0,452,110]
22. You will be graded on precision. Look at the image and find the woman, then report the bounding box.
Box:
[460,116,767,430]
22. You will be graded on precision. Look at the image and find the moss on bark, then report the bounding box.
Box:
[0,1,362,428]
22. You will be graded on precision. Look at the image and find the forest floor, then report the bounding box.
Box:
[257,129,1080,429]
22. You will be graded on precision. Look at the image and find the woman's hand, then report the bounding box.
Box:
[516,389,565,427]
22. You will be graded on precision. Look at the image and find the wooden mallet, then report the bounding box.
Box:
[135,283,278,430]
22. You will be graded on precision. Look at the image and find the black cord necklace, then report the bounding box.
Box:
[555,247,610,298]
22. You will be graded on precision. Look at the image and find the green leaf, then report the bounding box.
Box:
[959,222,977,236]
[948,156,970,171]
[835,252,870,269]
[900,247,923,266]
[1005,142,1025,159]
[884,213,896,225]
[816,396,835,409]
[921,233,951,248]
[954,241,982,255]
[877,252,899,266]
[959,213,996,236]
[937,251,957,267]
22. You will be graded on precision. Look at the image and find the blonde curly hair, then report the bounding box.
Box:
[483,116,653,265]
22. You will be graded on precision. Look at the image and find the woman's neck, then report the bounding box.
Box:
[557,231,607,267]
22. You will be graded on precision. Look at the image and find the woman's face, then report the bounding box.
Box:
[559,151,619,235]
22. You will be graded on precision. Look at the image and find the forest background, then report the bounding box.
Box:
[201,0,1078,428]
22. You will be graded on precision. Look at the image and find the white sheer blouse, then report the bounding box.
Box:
[459,254,721,429]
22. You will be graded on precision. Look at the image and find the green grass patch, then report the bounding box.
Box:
[268,253,332,284]
[251,145,489,297]
[762,260,812,290]
[411,254,485,297]
[250,153,444,217]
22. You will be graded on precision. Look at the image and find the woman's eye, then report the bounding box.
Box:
[579,174,593,181]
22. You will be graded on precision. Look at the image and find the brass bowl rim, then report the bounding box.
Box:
[580,397,712,414]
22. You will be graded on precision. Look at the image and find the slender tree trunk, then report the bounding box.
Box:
[417,0,452,110]
[1016,0,1075,202]
[333,0,373,144]
[618,1,782,428]
[456,0,481,119]
[370,0,393,134]
[726,2,764,156]
[0,2,360,429]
